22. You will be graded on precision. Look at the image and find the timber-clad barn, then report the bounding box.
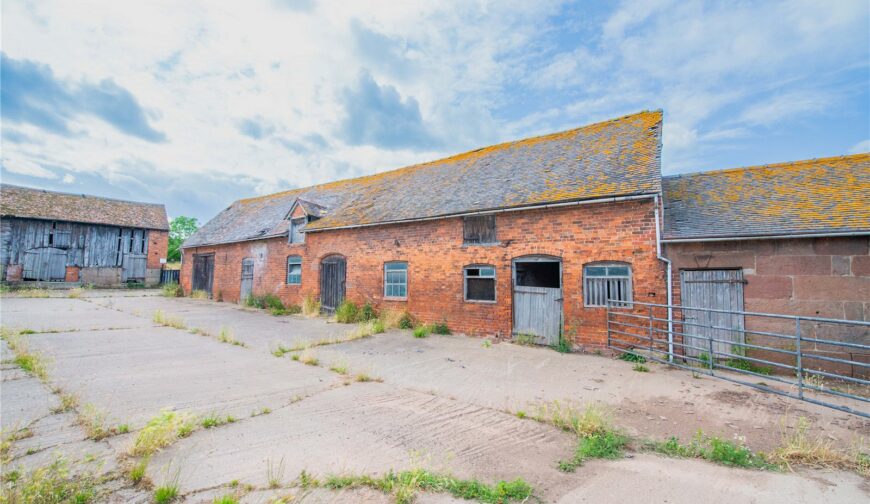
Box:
[181,110,870,354]
[0,184,169,286]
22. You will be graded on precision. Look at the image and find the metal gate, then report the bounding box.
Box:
[122,254,147,281]
[240,258,254,302]
[607,300,870,418]
[22,248,67,281]
[512,257,562,345]
[680,270,745,357]
[192,254,214,296]
[320,255,346,313]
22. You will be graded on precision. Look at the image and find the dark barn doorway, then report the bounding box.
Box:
[512,256,563,345]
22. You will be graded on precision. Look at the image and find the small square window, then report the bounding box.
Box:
[384,262,407,298]
[287,256,302,284]
[464,265,496,302]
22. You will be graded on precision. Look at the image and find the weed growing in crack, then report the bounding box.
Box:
[130,410,196,456]
[200,413,237,429]
[323,468,533,504]
[128,456,150,484]
[152,310,186,330]
[1,457,98,503]
[51,391,79,413]
[267,457,286,489]
[153,468,181,504]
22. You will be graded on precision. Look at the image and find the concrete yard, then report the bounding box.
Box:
[1,290,868,503]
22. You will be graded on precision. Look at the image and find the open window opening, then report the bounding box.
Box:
[515,261,560,288]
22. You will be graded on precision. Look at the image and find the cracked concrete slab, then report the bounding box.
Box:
[23,326,340,427]
[0,297,153,332]
[2,290,868,503]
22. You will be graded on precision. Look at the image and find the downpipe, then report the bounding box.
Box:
[653,195,674,362]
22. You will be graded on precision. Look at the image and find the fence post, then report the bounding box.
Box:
[796,317,803,400]
[708,325,715,376]
[648,304,654,356]
[606,301,611,349]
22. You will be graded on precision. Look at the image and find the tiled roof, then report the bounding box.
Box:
[184,110,663,247]
[0,184,169,231]
[662,153,870,240]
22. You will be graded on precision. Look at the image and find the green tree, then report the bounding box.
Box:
[167,216,199,262]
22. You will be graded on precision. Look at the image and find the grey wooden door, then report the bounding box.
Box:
[681,269,745,358]
[240,258,254,302]
[320,256,346,313]
[23,247,67,281]
[192,254,214,296]
[122,254,147,281]
[512,258,562,345]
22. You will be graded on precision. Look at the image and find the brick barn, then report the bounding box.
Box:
[181,110,868,351]
[1,184,169,286]
[182,110,667,347]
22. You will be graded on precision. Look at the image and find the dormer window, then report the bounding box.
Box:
[289,217,306,243]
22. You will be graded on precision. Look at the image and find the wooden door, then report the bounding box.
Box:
[681,269,745,359]
[192,254,214,296]
[23,247,67,281]
[512,257,562,345]
[240,258,254,302]
[320,255,346,313]
[122,254,147,281]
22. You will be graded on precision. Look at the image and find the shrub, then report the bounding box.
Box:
[360,302,377,322]
[413,325,432,338]
[618,350,646,363]
[432,321,451,335]
[398,311,414,329]
[335,301,360,323]
[161,283,183,297]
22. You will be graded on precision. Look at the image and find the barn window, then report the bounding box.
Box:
[463,215,496,245]
[384,262,407,299]
[464,265,496,302]
[289,218,306,244]
[286,256,302,285]
[584,263,632,307]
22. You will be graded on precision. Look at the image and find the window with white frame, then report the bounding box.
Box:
[584,263,632,307]
[289,217,306,243]
[384,262,407,298]
[286,255,302,284]
[464,265,496,302]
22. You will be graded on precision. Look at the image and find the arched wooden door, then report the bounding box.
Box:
[320,255,346,313]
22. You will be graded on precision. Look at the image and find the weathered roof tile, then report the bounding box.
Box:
[185,110,663,247]
[662,153,870,240]
[0,184,169,231]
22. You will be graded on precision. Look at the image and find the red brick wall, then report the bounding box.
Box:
[182,199,665,346]
[148,230,169,269]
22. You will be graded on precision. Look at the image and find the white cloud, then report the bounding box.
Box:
[3,156,57,179]
[849,139,870,154]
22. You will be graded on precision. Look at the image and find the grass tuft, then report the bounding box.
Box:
[298,349,319,366]
[267,457,285,489]
[412,324,433,338]
[67,288,85,299]
[323,468,533,504]
[200,412,237,429]
[632,364,649,372]
[355,373,383,383]
[52,391,80,413]
[1,328,50,382]
[129,410,196,456]
[152,310,186,330]
[302,293,321,316]
[432,321,451,335]
[128,456,149,484]
[218,326,245,347]
[161,283,183,298]
[189,289,209,300]
[514,333,536,346]
[1,457,98,503]
[17,288,50,298]
[643,431,774,470]
[213,495,239,504]
[79,404,113,440]
[770,417,868,475]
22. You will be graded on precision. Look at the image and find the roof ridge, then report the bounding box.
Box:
[663,152,870,180]
[0,183,166,208]
[237,109,662,205]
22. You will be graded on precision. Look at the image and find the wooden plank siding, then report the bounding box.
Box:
[0,217,151,280]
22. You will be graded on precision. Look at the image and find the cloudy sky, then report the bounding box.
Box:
[2,0,868,222]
